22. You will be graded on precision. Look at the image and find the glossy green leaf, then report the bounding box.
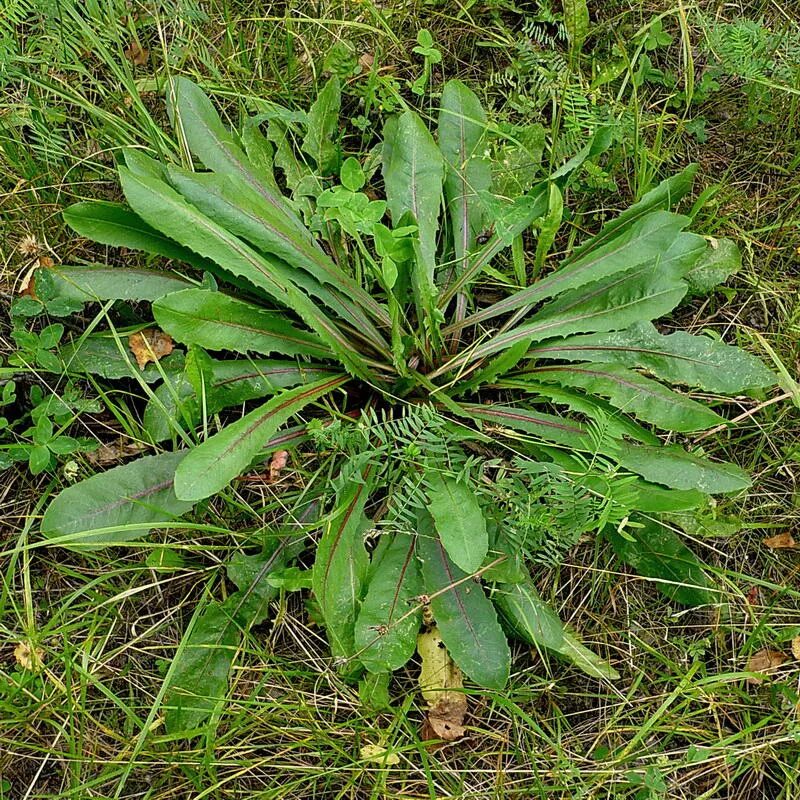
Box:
[174,375,346,501]
[153,288,328,358]
[607,517,715,606]
[529,321,776,394]
[313,474,372,661]
[416,513,510,690]
[41,451,194,550]
[532,363,724,432]
[425,472,488,574]
[494,579,619,679]
[354,532,423,673]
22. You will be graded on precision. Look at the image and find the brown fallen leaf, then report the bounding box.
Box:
[124,41,149,66]
[792,637,800,661]
[129,328,173,369]
[86,438,145,466]
[746,648,788,684]
[359,53,375,71]
[417,626,467,743]
[268,450,289,482]
[15,641,45,672]
[763,532,797,549]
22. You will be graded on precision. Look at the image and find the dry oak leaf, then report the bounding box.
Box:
[746,648,788,684]
[763,532,796,549]
[129,328,173,369]
[15,641,45,672]
[417,626,468,743]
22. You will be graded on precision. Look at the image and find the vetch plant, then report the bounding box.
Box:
[36,76,776,735]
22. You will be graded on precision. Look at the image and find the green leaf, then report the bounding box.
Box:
[438,80,491,265]
[153,288,328,358]
[607,517,715,606]
[144,359,337,441]
[340,157,365,192]
[685,238,741,295]
[45,264,192,307]
[532,363,724,432]
[563,0,590,56]
[416,513,510,690]
[313,475,372,661]
[533,183,563,275]
[568,165,698,263]
[354,532,423,673]
[383,111,444,336]
[494,579,620,679]
[492,123,545,199]
[529,321,776,394]
[63,201,208,267]
[462,211,700,329]
[59,335,183,382]
[302,77,341,174]
[618,443,751,494]
[167,77,303,232]
[425,472,488,573]
[174,375,346,501]
[41,451,194,550]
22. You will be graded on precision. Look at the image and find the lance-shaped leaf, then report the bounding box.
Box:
[167,77,304,233]
[41,451,194,550]
[166,166,390,337]
[165,507,315,735]
[439,240,697,373]
[174,375,346,501]
[494,579,620,680]
[301,76,341,175]
[59,335,184,382]
[567,164,698,263]
[456,211,701,330]
[118,167,374,380]
[153,288,329,359]
[63,201,210,268]
[529,321,776,394]
[531,362,724,432]
[425,471,488,574]
[354,532,423,673]
[607,517,715,606]
[416,514,510,690]
[438,80,491,266]
[383,111,444,333]
[313,474,372,661]
[144,359,337,441]
[618,443,750,494]
[44,264,192,306]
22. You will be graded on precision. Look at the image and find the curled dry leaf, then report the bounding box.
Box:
[746,648,788,684]
[86,438,146,466]
[124,41,149,66]
[15,641,45,671]
[762,532,796,549]
[417,626,467,742]
[129,328,174,369]
[268,450,289,482]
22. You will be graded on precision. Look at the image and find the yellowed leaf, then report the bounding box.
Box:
[746,648,788,684]
[417,626,467,742]
[762,532,796,549]
[129,328,173,369]
[14,641,44,671]
[791,637,800,661]
[359,743,400,765]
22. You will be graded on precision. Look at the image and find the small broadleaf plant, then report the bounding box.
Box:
[36,76,776,735]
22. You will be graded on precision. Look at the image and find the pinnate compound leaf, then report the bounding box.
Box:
[41,451,194,550]
[313,474,372,662]
[174,375,346,501]
[416,513,510,690]
[354,532,423,673]
[425,472,488,573]
[530,321,776,394]
[153,288,328,358]
[494,580,619,679]
[607,517,715,606]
